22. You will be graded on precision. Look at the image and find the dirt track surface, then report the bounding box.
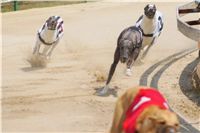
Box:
[2,2,200,132]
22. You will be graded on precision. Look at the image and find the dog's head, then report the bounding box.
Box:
[119,40,133,63]
[136,106,179,133]
[46,16,58,30]
[144,4,157,19]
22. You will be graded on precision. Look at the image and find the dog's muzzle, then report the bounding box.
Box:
[47,22,57,30]
[47,18,57,30]
[157,126,178,133]
[120,57,127,63]
[145,9,156,19]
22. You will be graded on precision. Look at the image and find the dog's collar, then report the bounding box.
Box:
[138,25,154,37]
[38,32,57,45]
[47,28,56,31]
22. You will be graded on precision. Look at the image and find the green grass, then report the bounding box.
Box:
[1,1,88,13]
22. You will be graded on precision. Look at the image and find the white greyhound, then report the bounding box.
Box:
[135,4,163,63]
[33,16,64,59]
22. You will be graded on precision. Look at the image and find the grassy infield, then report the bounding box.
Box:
[1,1,89,12]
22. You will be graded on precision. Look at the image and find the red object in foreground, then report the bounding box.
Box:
[123,88,169,133]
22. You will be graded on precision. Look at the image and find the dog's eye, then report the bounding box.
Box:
[174,123,179,127]
[159,121,166,125]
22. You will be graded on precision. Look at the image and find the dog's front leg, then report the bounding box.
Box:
[141,44,152,60]
[126,48,141,76]
[41,45,51,58]
[46,41,58,59]
[110,98,125,133]
[141,38,155,60]
[33,38,41,55]
[98,47,120,96]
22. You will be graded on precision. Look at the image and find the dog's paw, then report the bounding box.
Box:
[96,86,109,96]
[27,54,48,68]
[126,69,132,76]
[46,56,51,60]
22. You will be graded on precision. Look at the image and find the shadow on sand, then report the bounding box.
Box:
[21,55,48,72]
[179,58,200,107]
[94,86,120,97]
[21,66,45,72]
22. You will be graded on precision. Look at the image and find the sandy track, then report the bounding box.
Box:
[2,2,200,132]
[139,48,200,132]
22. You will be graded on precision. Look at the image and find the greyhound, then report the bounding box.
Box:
[136,4,163,61]
[33,16,64,59]
[98,26,143,96]
[110,86,179,133]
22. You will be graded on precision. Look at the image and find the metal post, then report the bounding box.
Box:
[13,1,18,11]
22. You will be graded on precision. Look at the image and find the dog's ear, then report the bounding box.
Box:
[153,4,156,9]
[153,4,157,12]
[46,17,52,23]
[144,4,149,12]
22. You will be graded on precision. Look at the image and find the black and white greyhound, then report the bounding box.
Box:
[136,4,164,60]
[98,4,163,96]
[33,16,64,59]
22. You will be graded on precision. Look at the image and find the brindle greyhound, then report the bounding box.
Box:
[98,26,143,96]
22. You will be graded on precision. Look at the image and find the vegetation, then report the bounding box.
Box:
[1,1,88,13]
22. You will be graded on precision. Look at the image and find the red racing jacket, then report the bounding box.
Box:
[123,88,169,133]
